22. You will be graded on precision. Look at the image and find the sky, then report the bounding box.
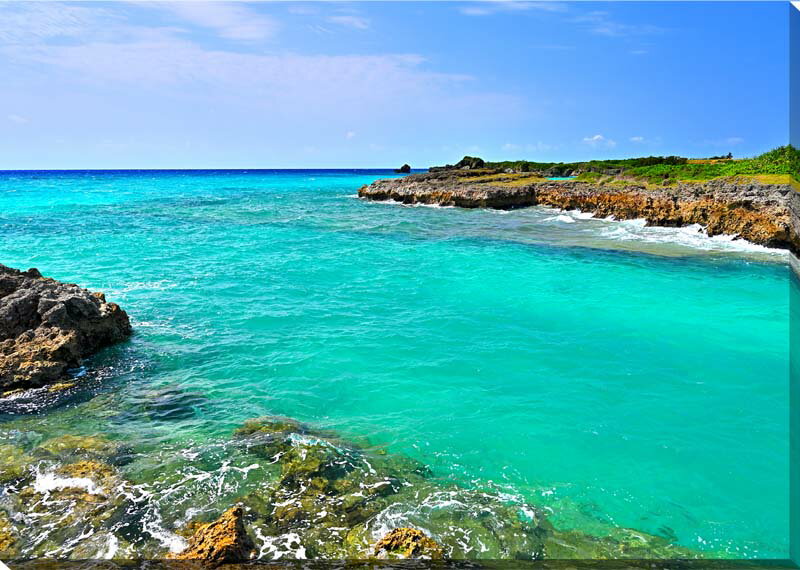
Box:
[0,1,790,169]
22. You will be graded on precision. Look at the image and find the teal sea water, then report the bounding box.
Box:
[0,169,790,558]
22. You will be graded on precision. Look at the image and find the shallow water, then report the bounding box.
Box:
[0,169,790,558]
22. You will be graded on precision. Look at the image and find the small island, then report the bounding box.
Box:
[361,147,800,254]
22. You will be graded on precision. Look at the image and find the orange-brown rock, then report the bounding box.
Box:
[359,172,800,254]
[373,527,444,559]
[169,506,256,565]
[0,265,131,391]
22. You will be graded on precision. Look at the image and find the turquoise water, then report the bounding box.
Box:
[0,170,790,558]
[547,176,577,181]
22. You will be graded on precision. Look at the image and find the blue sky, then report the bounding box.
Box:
[0,1,789,169]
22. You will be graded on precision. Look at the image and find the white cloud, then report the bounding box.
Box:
[460,1,567,16]
[502,141,555,153]
[345,131,356,139]
[630,136,645,143]
[573,10,664,37]
[147,2,279,41]
[328,15,370,30]
[726,137,744,145]
[8,114,29,124]
[583,134,616,148]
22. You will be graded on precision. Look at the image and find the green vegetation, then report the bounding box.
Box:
[465,145,800,185]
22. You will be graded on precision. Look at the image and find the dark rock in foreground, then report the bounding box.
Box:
[0,265,132,392]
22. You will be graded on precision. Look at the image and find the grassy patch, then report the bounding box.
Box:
[475,146,800,185]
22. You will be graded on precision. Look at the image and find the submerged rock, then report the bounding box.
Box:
[374,527,443,559]
[0,443,34,484]
[0,265,132,392]
[0,511,19,558]
[34,433,130,465]
[235,415,550,560]
[169,506,256,564]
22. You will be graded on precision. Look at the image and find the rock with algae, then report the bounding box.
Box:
[5,458,135,558]
[34,433,130,464]
[0,443,34,484]
[0,511,19,558]
[169,506,256,565]
[235,416,550,560]
[373,527,444,559]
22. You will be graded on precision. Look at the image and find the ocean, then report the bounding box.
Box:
[0,169,790,559]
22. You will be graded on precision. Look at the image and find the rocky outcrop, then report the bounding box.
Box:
[0,265,132,392]
[170,506,256,564]
[359,172,800,253]
[394,164,411,174]
[374,528,444,559]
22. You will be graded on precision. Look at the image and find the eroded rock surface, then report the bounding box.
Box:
[374,527,444,559]
[0,264,131,391]
[170,506,256,564]
[359,172,800,253]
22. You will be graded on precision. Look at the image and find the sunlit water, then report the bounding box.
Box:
[0,170,790,558]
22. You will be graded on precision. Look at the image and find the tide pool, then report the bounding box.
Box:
[0,169,790,558]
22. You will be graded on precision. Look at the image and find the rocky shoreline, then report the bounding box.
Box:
[359,170,800,254]
[0,265,132,394]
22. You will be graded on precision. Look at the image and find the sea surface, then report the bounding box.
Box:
[0,169,790,558]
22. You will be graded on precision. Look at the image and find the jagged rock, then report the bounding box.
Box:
[395,164,411,174]
[455,156,485,170]
[374,528,444,559]
[0,265,132,391]
[169,506,256,564]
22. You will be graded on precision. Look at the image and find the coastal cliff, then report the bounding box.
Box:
[0,265,132,393]
[359,170,800,253]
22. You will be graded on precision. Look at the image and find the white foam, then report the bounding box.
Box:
[597,218,788,255]
[33,469,102,495]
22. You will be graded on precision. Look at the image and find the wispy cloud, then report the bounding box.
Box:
[572,10,664,37]
[0,2,115,43]
[327,15,370,30]
[147,2,279,42]
[345,131,356,139]
[460,1,567,17]
[583,134,616,148]
[630,136,645,143]
[502,141,557,153]
[8,114,29,124]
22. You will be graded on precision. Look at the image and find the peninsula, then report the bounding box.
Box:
[359,146,800,254]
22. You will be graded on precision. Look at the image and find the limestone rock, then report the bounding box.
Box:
[374,527,444,559]
[0,264,132,391]
[169,506,256,564]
